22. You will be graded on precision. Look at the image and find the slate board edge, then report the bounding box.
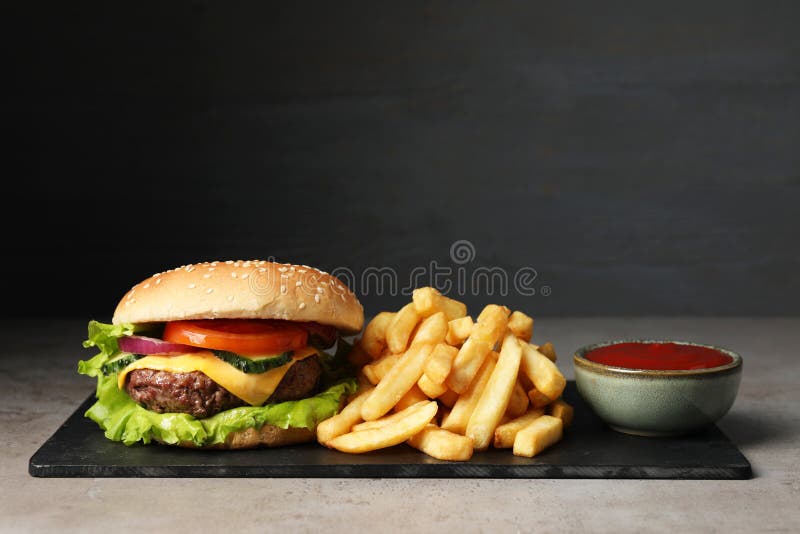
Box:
[28,383,753,480]
[29,462,751,480]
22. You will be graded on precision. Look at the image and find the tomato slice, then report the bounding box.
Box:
[163,320,308,356]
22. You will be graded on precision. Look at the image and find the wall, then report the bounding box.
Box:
[5,1,799,318]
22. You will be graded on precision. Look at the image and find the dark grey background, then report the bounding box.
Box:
[4,1,799,319]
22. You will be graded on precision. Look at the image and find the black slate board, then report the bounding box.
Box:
[29,382,751,479]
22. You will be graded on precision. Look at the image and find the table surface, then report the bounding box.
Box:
[3,318,799,532]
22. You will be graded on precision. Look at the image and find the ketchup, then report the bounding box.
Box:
[585,342,732,370]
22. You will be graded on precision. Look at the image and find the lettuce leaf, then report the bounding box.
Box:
[78,321,357,447]
[77,320,136,377]
[85,373,356,446]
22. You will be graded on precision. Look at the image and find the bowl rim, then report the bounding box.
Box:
[573,339,742,377]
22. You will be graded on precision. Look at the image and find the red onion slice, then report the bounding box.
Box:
[118,335,195,355]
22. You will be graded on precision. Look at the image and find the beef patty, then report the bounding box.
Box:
[125,355,322,418]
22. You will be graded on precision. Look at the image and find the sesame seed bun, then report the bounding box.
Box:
[171,424,316,449]
[112,260,364,334]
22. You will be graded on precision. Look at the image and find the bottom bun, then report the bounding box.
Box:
[169,425,316,449]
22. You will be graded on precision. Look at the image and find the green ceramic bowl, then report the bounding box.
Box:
[574,339,742,436]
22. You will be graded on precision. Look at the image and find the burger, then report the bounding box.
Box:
[78,260,363,448]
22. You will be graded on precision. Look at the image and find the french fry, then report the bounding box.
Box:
[412,287,468,320]
[471,304,511,346]
[386,303,420,354]
[352,401,428,432]
[512,415,563,458]
[445,316,473,346]
[493,408,545,448]
[548,399,574,428]
[407,424,474,461]
[418,373,448,398]
[476,303,510,322]
[466,334,523,450]
[410,311,447,346]
[520,343,566,400]
[361,344,432,420]
[527,387,553,409]
[394,384,429,412]
[441,356,496,434]
[423,343,458,385]
[317,387,374,445]
[507,311,534,342]
[447,337,492,394]
[446,305,509,393]
[437,388,459,408]
[362,353,400,385]
[361,312,395,359]
[327,401,438,454]
[537,341,557,362]
[330,288,570,462]
[506,380,530,418]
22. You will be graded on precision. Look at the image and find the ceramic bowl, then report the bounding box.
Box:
[573,339,742,436]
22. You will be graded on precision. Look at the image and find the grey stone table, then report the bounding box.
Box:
[2,318,798,532]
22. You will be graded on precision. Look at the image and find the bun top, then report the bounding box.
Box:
[112,260,364,334]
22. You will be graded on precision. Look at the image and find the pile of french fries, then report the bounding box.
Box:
[317,287,573,461]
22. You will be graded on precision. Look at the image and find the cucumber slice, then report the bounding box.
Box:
[212,350,293,374]
[102,353,143,375]
[100,350,293,376]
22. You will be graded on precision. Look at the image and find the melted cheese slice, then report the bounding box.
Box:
[118,346,318,406]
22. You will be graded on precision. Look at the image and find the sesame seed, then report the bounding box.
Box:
[153,273,161,277]
[206,288,214,294]
[320,281,328,285]
[188,283,196,289]
[278,267,288,273]
[314,294,321,303]
[298,302,306,310]
[243,261,251,267]
[280,285,287,294]
[231,272,237,278]
[211,262,218,266]
[185,265,195,272]
[143,283,150,289]
[155,278,162,285]
[208,267,216,271]
[280,274,288,279]
[316,287,324,293]
[258,268,266,272]
[298,269,306,274]
[225,260,233,265]
[241,273,249,279]
[203,273,211,279]
[227,295,234,302]
[295,280,302,287]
